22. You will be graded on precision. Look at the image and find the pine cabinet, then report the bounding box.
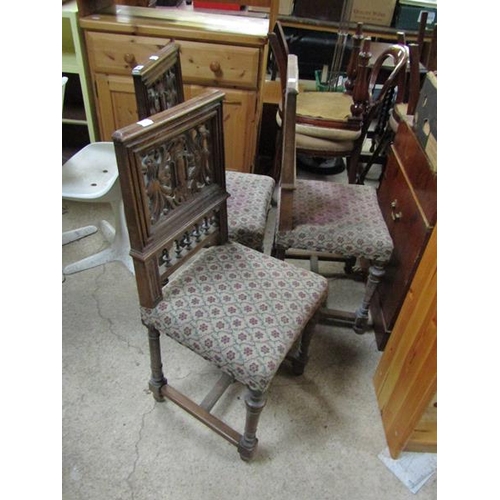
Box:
[77,1,270,172]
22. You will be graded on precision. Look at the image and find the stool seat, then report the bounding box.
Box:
[141,242,327,393]
[62,143,119,202]
[62,142,133,275]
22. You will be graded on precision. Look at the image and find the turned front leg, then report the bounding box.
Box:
[291,315,318,375]
[147,326,168,401]
[354,262,386,334]
[238,390,267,461]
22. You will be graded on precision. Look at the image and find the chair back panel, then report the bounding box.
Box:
[113,89,229,308]
[133,42,185,120]
[366,43,409,114]
[349,38,409,136]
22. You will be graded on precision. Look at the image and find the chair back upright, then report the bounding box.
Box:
[405,43,422,116]
[268,21,290,97]
[276,54,299,234]
[353,39,409,136]
[112,89,229,309]
[132,42,185,120]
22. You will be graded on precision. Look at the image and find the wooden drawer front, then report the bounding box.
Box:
[393,122,437,226]
[86,32,169,75]
[86,32,260,89]
[180,41,260,89]
[376,148,431,328]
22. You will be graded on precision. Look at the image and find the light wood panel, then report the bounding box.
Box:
[373,224,437,459]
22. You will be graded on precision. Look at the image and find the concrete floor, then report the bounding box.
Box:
[62,166,437,500]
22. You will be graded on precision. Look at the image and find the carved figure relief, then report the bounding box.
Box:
[139,123,215,225]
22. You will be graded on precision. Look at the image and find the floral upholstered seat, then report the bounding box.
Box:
[226,172,275,252]
[141,242,327,393]
[276,180,393,263]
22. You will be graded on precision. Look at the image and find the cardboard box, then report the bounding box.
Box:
[350,0,397,27]
[279,0,294,15]
[293,0,397,27]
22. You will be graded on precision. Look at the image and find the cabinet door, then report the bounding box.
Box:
[185,85,257,173]
[94,74,138,140]
[373,147,431,347]
[94,76,257,172]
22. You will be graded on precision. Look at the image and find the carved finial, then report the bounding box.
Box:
[350,38,372,119]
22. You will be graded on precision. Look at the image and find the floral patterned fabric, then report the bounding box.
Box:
[276,180,393,262]
[141,242,328,392]
[226,172,275,252]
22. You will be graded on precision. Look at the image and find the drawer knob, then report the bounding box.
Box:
[390,199,403,221]
[124,53,137,67]
[209,61,222,75]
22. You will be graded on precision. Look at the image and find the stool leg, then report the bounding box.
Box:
[63,199,134,275]
[62,225,98,245]
[238,390,267,461]
[147,327,168,402]
[353,262,386,334]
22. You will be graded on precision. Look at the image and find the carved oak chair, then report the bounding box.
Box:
[268,22,409,184]
[112,89,328,461]
[273,55,393,334]
[133,42,276,252]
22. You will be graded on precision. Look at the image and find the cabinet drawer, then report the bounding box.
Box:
[376,147,431,329]
[392,121,437,226]
[179,40,260,89]
[86,32,260,89]
[86,32,168,75]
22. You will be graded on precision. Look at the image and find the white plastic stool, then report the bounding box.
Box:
[62,142,133,275]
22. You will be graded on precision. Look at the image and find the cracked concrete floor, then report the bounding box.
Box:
[62,193,437,500]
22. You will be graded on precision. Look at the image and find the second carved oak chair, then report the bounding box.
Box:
[273,55,394,334]
[112,89,328,461]
[133,42,276,252]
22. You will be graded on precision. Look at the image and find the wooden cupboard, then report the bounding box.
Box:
[372,120,437,350]
[76,0,271,172]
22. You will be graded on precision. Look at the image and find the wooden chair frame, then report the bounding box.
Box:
[268,22,409,184]
[132,41,185,120]
[358,42,421,185]
[275,55,393,333]
[113,89,325,460]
